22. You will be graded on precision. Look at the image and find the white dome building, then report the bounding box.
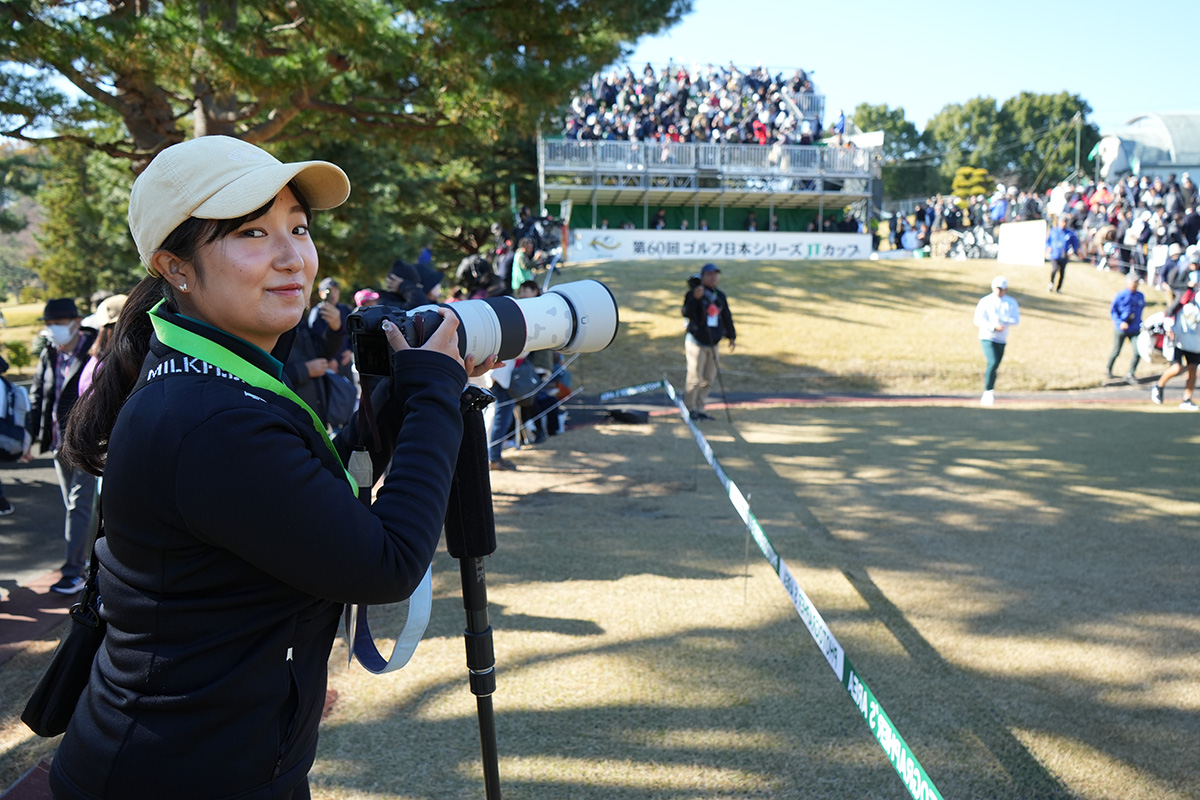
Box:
[1096,112,1200,182]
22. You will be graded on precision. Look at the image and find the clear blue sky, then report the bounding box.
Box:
[623,0,1198,135]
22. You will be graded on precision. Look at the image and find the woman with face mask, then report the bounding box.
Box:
[52,136,498,799]
[24,298,99,594]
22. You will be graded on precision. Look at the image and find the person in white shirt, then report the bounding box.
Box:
[973,276,1021,406]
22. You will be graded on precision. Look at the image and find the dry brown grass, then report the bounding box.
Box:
[300,401,1200,799]
[3,258,1190,799]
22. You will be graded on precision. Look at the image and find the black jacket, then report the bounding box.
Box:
[283,319,343,426]
[682,285,736,346]
[27,328,97,453]
[50,308,466,799]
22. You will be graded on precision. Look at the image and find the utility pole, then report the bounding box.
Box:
[1073,111,1082,177]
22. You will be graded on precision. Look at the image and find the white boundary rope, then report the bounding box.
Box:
[656,378,946,800]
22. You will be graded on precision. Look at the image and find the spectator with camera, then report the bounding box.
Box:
[310,277,353,378]
[51,135,497,798]
[682,264,736,421]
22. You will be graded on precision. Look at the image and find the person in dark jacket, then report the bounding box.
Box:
[52,135,497,800]
[681,263,735,420]
[283,315,342,427]
[22,298,98,594]
[309,276,353,378]
[379,258,428,310]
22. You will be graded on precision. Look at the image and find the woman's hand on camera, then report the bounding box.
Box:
[383,310,499,377]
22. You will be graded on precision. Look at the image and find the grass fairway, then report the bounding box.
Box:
[298,394,1200,800]
[559,256,1158,395]
[2,257,1191,799]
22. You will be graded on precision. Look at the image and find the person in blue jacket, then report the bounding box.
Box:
[1045,215,1082,293]
[1106,274,1145,383]
[53,135,496,800]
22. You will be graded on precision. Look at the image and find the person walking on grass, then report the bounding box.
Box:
[1045,215,1082,293]
[1152,268,1200,410]
[974,276,1020,406]
[1107,274,1145,384]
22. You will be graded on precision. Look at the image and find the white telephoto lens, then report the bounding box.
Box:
[420,279,618,362]
[510,293,576,352]
[545,280,620,353]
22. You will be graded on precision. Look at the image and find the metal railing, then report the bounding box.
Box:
[790,92,824,118]
[542,138,875,178]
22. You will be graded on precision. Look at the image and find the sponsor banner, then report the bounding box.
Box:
[571,229,871,261]
[656,378,945,800]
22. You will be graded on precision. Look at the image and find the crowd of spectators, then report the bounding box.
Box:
[1059,173,1200,274]
[889,173,1200,264]
[562,61,825,146]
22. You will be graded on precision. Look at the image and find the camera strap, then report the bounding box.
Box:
[148,301,356,493]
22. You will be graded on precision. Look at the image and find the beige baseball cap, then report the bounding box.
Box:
[129,135,350,273]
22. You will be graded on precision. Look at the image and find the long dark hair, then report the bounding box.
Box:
[61,182,312,475]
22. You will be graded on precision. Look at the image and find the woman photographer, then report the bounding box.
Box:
[53,136,496,799]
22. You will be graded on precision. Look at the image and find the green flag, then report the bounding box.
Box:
[1087,142,1101,162]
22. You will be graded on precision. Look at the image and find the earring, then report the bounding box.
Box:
[179,283,188,292]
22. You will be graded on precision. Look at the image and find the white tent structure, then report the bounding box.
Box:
[1095,112,1200,182]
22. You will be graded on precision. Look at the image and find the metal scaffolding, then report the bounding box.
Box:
[539,137,881,228]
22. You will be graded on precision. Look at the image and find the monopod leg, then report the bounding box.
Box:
[445,386,502,799]
[711,347,734,423]
[460,556,500,799]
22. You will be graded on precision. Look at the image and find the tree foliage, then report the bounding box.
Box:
[2,0,691,283]
[31,139,142,302]
[997,91,1100,192]
[859,92,1102,202]
[924,92,1099,193]
[951,166,992,201]
[850,103,939,201]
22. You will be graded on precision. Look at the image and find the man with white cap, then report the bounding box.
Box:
[973,276,1020,406]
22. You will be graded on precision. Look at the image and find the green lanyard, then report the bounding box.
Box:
[149,300,357,494]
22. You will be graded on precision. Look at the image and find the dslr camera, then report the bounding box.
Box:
[347,279,619,377]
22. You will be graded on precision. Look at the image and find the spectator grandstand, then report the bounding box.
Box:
[563,61,824,145]
[542,62,880,234]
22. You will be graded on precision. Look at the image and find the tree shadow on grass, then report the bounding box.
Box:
[313,404,1199,800]
[714,403,1200,799]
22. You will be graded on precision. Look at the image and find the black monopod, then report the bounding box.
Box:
[442,385,502,799]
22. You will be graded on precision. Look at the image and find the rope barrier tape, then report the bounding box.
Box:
[659,378,945,800]
[598,379,665,403]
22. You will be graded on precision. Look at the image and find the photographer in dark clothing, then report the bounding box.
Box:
[681,263,735,421]
[379,258,428,310]
[51,135,497,800]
